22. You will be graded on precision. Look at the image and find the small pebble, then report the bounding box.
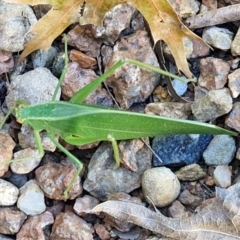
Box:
[203,135,236,165]
[198,57,230,90]
[228,69,240,98]
[11,148,42,174]
[171,78,188,96]
[168,200,191,218]
[213,166,232,188]
[231,27,240,56]
[175,164,206,181]
[17,180,46,215]
[0,179,19,206]
[74,195,100,216]
[178,189,202,208]
[141,167,180,207]
[202,26,234,50]
[191,88,232,122]
[225,102,240,132]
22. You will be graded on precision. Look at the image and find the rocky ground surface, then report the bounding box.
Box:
[0,0,240,239]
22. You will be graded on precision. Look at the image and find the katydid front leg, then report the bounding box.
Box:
[48,134,83,200]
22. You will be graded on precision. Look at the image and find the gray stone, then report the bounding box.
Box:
[83,141,151,201]
[141,167,181,207]
[202,26,234,50]
[191,88,232,122]
[0,0,37,52]
[152,134,212,167]
[203,135,236,165]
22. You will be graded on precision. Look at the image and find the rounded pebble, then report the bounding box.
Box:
[203,135,236,165]
[0,179,19,206]
[213,166,232,188]
[141,167,180,207]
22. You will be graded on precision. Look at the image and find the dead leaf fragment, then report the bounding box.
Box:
[5,0,207,77]
[91,182,240,239]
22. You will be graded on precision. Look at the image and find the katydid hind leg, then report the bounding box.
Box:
[107,134,121,167]
[48,134,83,200]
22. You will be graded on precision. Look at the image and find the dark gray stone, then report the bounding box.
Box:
[152,134,212,167]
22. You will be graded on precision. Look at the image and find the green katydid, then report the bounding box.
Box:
[0,35,237,200]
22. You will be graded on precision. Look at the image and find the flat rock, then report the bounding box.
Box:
[83,141,151,201]
[175,164,206,181]
[202,26,234,50]
[191,88,232,122]
[145,102,192,119]
[152,134,212,167]
[203,135,236,165]
[141,167,181,207]
[198,57,230,90]
[0,179,19,206]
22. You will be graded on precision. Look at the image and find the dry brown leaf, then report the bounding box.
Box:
[5,0,207,77]
[4,0,82,62]
[91,182,240,240]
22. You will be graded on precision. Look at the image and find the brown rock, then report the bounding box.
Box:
[198,57,230,90]
[51,212,94,240]
[67,25,103,58]
[0,132,15,177]
[69,49,97,69]
[16,211,54,240]
[35,162,82,200]
[105,30,160,109]
[62,62,113,107]
[145,102,191,119]
[0,207,26,234]
[178,189,202,208]
[228,68,240,98]
[168,200,191,218]
[94,223,110,240]
[74,195,100,216]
